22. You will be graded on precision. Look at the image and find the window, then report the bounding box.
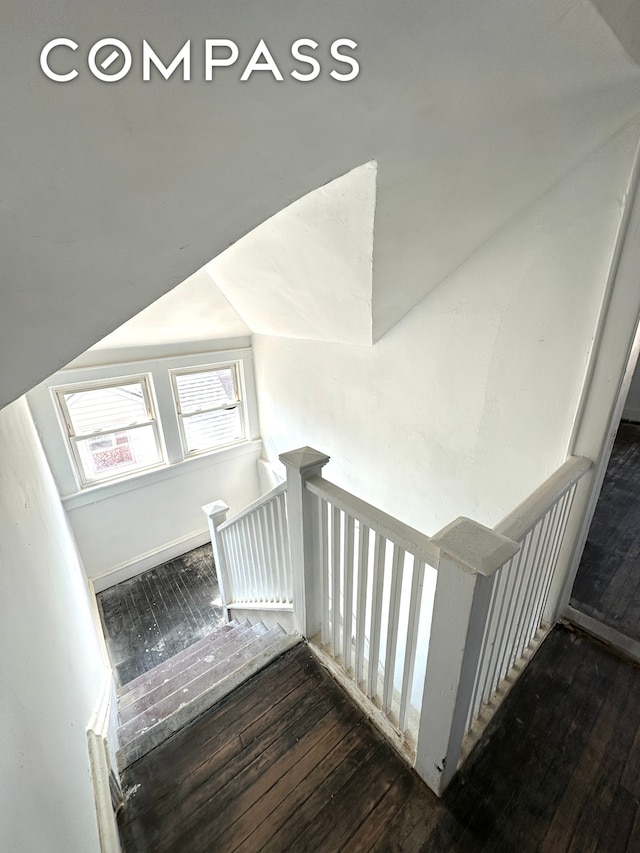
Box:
[55,376,164,485]
[38,351,257,495]
[171,364,245,455]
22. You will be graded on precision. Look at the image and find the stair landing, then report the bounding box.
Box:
[117,619,299,770]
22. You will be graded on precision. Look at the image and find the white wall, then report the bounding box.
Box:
[0,398,103,853]
[68,443,262,586]
[28,348,263,586]
[255,117,640,535]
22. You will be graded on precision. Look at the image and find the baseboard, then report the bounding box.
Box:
[91,530,211,592]
[563,605,640,665]
[87,673,122,853]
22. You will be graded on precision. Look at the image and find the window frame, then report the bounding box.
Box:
[53,373,166,487]
[169,361,247,458]
[27,347,259,502]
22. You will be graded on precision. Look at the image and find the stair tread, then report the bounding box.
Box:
[119,620,240,695]
[118,622,270,723]
[118,623,287,744]
[116,629,300,770]
[119,621,258,708]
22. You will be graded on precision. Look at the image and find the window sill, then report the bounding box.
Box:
[62,439,263,510]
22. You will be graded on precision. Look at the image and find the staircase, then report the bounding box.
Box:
[116,619,300,770]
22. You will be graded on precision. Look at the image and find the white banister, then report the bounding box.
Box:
[217,482,286,531]
[415,518,519,794]
[415,455,592,796]
[279,447,331,637]
[494,456,591,541]
[305,475,439,567]
[202,500,231,621]
[204,447,591,798]
[298,451,441,763]
[203,483,293,615]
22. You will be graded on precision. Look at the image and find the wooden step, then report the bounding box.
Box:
[117,622,300,770]
[118,620,239,698]
[118,621,258,713]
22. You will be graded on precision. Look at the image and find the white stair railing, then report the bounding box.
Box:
[305,475,440,758]
[207,446,591,797]
[203,483,292,619]
[416,455,591,795]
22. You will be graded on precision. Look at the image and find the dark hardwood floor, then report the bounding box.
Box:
[97,544,224,687]
[571,420,640,642]
[118,625,640,852]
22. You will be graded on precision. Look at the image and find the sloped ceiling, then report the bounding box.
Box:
[206,162,376,345]
[2,0,640,407]
[91,268,248,348]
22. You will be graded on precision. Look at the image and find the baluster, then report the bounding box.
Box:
[508,523,543,680]
[258,503,275,602]
[521,504,558,648]
[342,514,355,672]
[500,531,535,677]
[248,514,261,601]
[235,522,250,603]
[367,533,386,701]
[398,556,425,732]
[238,518,252,602]
[354,523,370,686]
[319,499,329,646]
[331,504,341,658]
[535,489,573,631]
[273,493,288,603]
[264,499,279,603]
[383,544,405,715]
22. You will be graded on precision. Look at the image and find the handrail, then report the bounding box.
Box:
[494,456,591,543]
[305,475,440,568]
[218,481,286,532]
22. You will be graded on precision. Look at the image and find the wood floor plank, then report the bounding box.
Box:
[571,421,640,642]
[307,746,407,853]
[258,724,379,853]
[122,674,347,850]
[98,543,224,686]
[166,702,356,853]
[215,719,365,852]
[120,653,321,821]
[371,783,448,853]
[118,626,640,853]
[340,766,416,852]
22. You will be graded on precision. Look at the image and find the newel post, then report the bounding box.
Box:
[279,447,330,638]
[415,517,519,795]
[202,500,231,622]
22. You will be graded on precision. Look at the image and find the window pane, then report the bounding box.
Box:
[76,425,161,482]
[63,382,149,435]
[183,409,242,453]
[175,369,237,414]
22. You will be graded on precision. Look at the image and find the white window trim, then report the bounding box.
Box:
[170,361,248,458]
[53,373,166,487]
[26,347,260,500]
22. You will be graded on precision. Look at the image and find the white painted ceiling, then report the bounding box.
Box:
[2,0,640,406]
[206,162,376,345]
[86,268,249,352]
